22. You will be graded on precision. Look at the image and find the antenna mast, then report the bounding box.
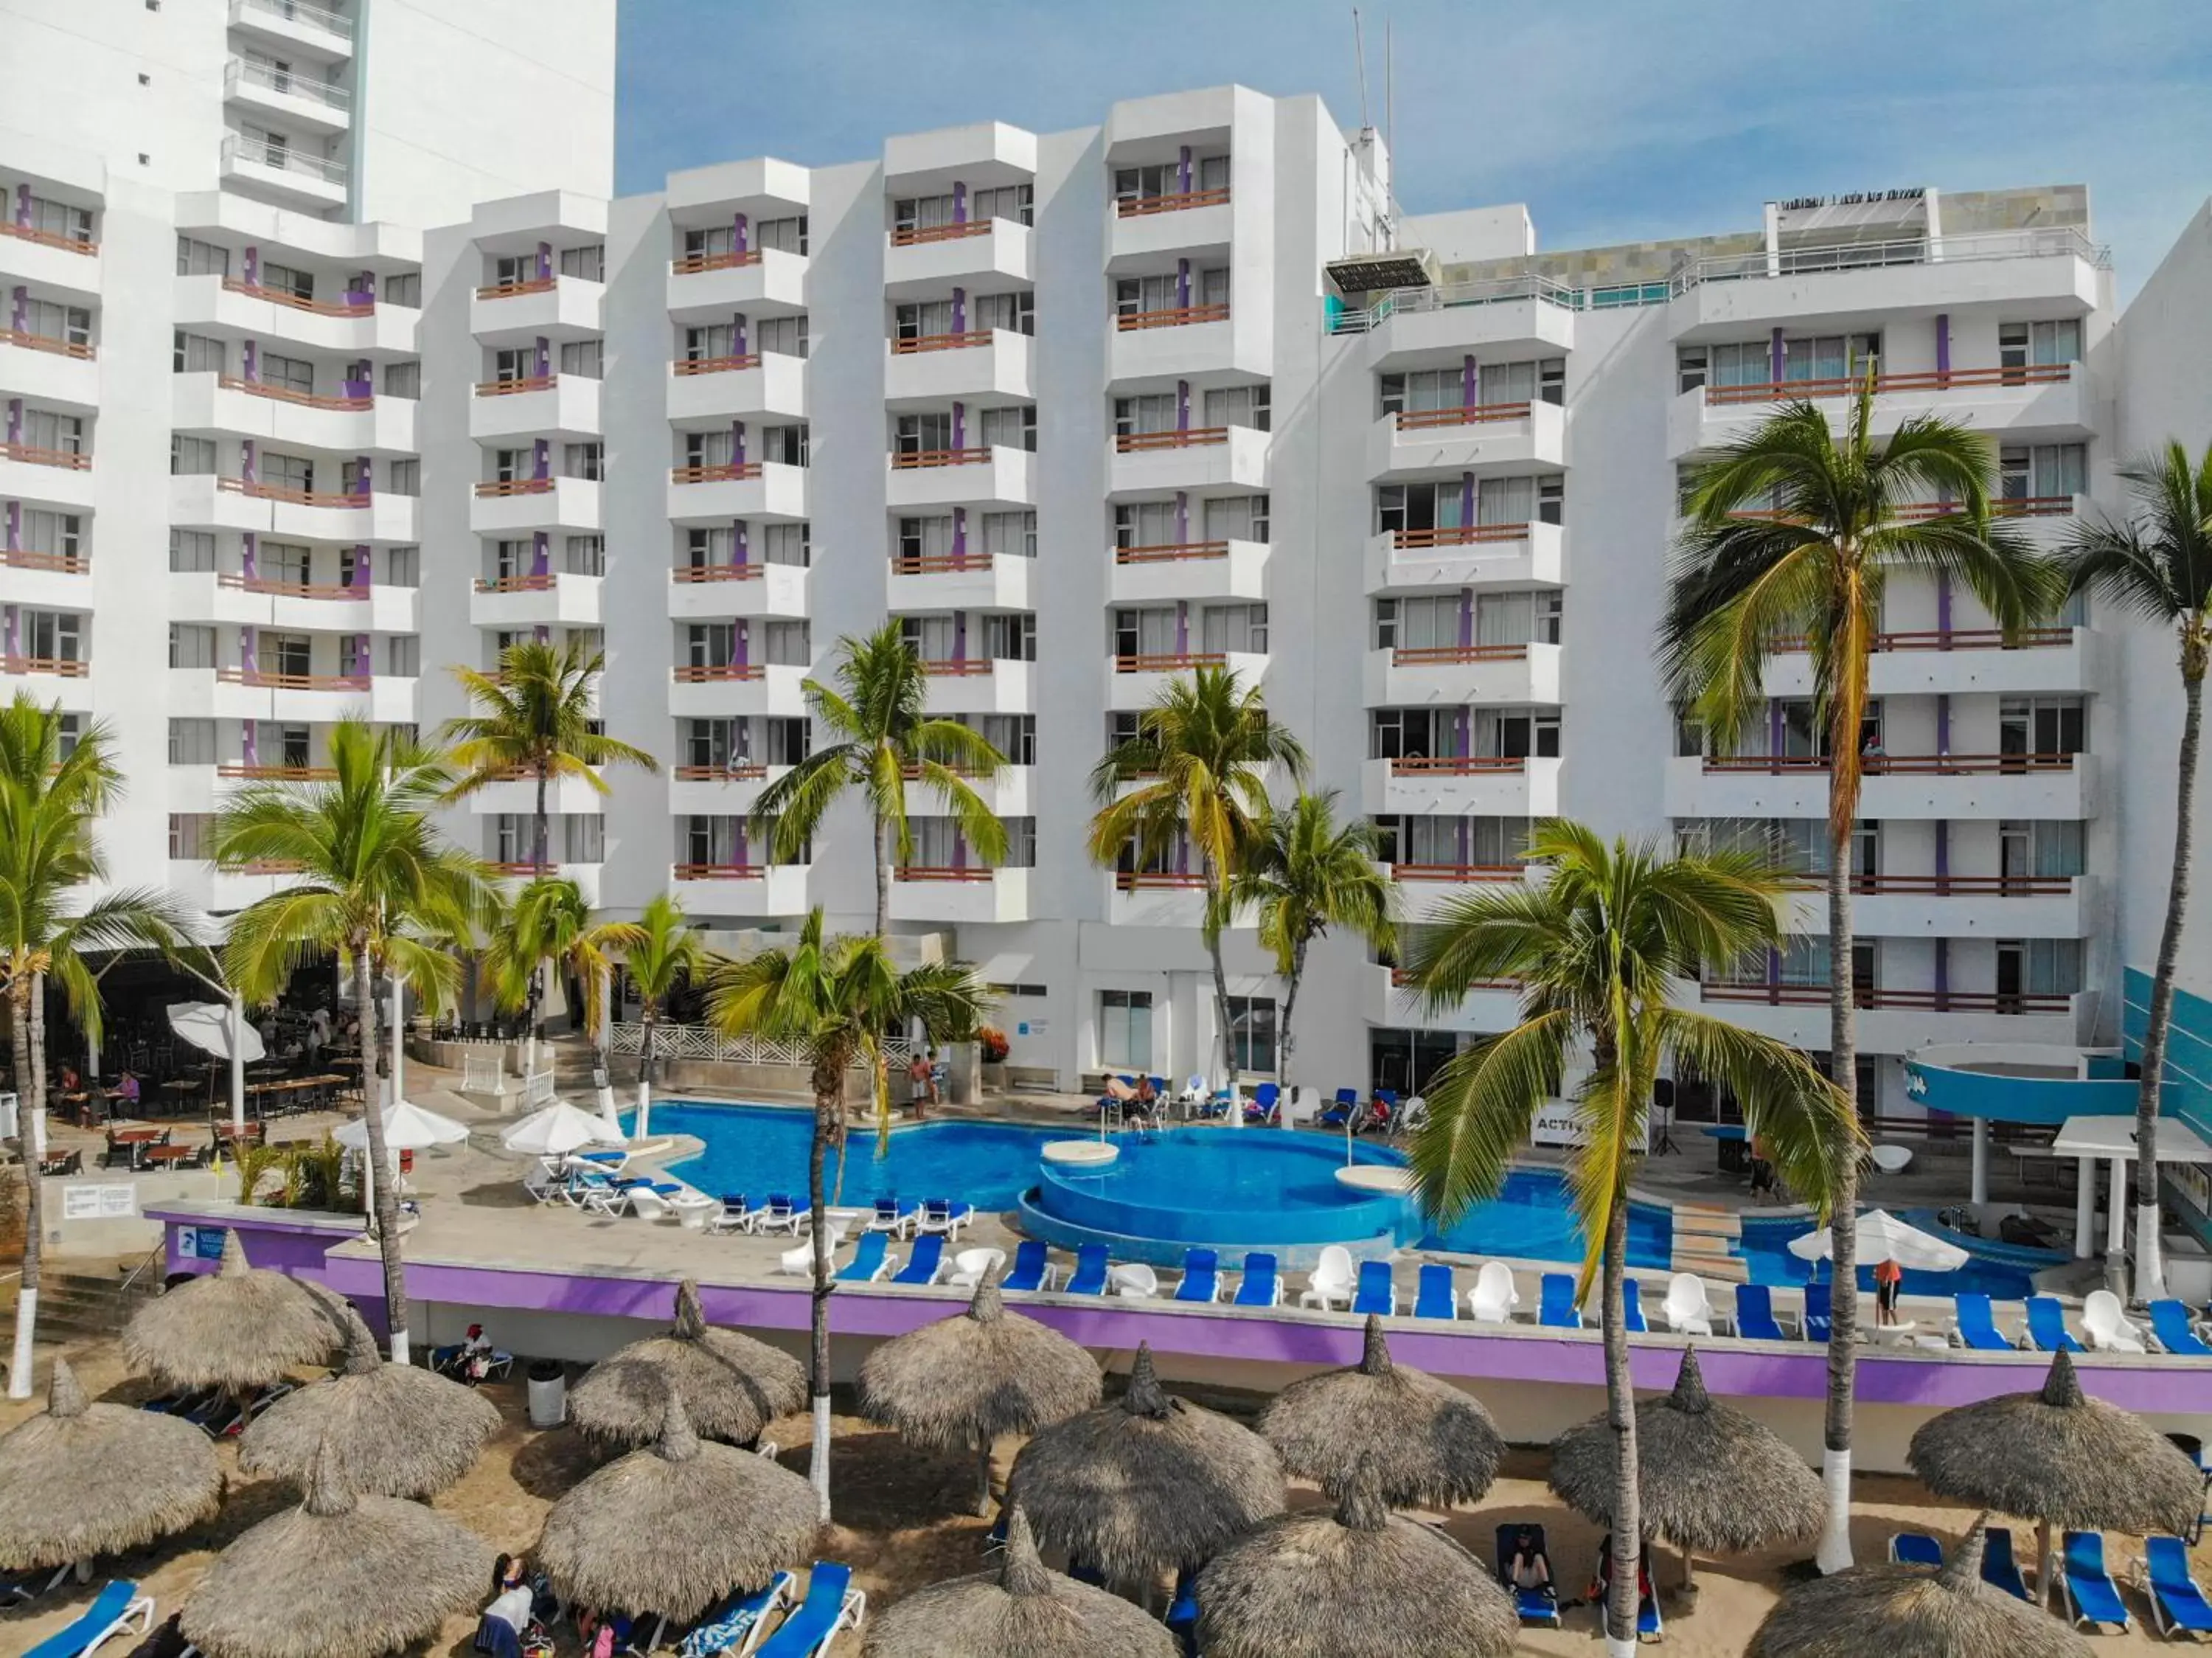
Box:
[1384,11,1394,174]
[1352,7,1371,133]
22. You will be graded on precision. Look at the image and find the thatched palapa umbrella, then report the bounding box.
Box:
[858,1266,1103,1515]
[538,1387,820,1627]
[1548,1345,1823,1589]
[1257,1314,1503,1508]
[180,1437,491,1658]
[1747,1516,2090,1658]
[1195,1474,1519,1658]
[238,1305,499,1497]
[122,1229,341,1391]
[1005,1343,1284,1588]
[860,1506,1175,1658]
[1908,1349,2202,1604]
[568,1277,806,1449]
[0,1359,221,1571]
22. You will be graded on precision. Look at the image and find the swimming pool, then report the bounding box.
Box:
[1734,1212,2056,1300]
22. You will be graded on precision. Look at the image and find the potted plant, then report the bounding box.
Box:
[978,1026,1011,1091]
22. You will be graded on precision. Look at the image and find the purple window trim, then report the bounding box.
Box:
[535,241,552,282]
[731,420,745,467]
[1936,571,1953,637]
[733,213,748,255]
[530,531,549,577]
[734,619,751,668]
[1770,326,1785,385]
[243,246,259,287]
[4,501,19,553]
[535,336,549,381]
[951,505,967,558]
[1174,600,1189,656]
[1457,589,1474,648]
[731,520,748,569]
[1463,354,1478,409]
[4,398,18,445]
[13,184,27,229]
[1458,471,1475,529]
[732,312,748,356]
[241,533,258,579]
[241,339,258,384]
[240,440,257,485]
[1178,145,1192,195]
[1935,313,1951,382]
[1934,937,1950,998]
[1176,257,1192,312]
[952,181,967,225]
[1934,818,1950,880]
[2,608,17,657]
[352,455,371,499]
[1936,692,1951,755]
[240,721,258,769]
[1176,379,1190,431]
[240,626,257,676]
[953,609,969,662]
[1173,490,1189,544]
[532,439,549,482]
[1452,706,1470,760]
[950,286,966,334]
[951,401,965,451]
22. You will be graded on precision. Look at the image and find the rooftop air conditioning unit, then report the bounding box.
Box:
[1324,247,1439,296]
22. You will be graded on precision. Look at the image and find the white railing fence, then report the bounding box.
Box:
[522,1068,556,1106]
[461,1053,505,1095]
[609,1022,920,1067]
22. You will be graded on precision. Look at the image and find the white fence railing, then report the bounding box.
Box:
[1669,226,2108,296]
[522,1068,556,1106]
[461,1054,504,1095]
[610,1022,920,1067]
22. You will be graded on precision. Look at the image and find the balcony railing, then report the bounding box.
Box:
[1390,968,1519,991]
[475,277,555,301]
[1904,496,2077,521]
[217,572,368,600]
[1769,627,2074,653]
[1115,651,1225,673]
[475,477,553,498]
[234,0,352,38]
[1116,870,1208,890]
[1389,522,1535,549]
[672,354,761,376]
[473,573,556,594]
[1388,756,1528,776]
[1700,981,2073,1015]
[670,563,765,584]
[2,329,94,361]
[0,221,94,256]
[1391,864,1525,883]
[1116,304,1230,331]
[227,58,352,108]
[0,548,86,575]
[890,220,994,246]
[1115,426,1228,453]
[1115,540,1229,564]
[670,249,762,276]
[216,374,369,411]
[919,658,995,677]
[215,667,370,691]
[896,865,996,882]
[673,862,766,881]
[672,763,768,782]
[671,462,762,484]
[216,763,335,780]
[473,375,554,398]
[1333,271,1663,333]
[672,663,765,683]
[891,448,991,470]
[1391,642,1531,667]
[1843,873,2078,896]
[1394,400,1534,431]
[223,136,347,184]
[891,330,993,355]
[0,655,86,678]
[217,476,364,508]
[219,277,372,316]
[1,443,89,471]
[1669,226,2110,297]
[1116,187,1231,218]
[485,860,561,878]
[1704,361,2073,407]
[890,552,990,575]
[1700,752,2076,775]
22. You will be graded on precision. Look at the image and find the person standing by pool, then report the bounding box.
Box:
[907,1050,933,1120]
[1873,1255,1903,1327]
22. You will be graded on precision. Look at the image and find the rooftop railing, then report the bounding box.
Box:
[1670,226,2108,296]
[233,0,352,39]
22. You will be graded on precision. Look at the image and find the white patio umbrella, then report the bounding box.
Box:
[334,1099,470,1223]
[167,1002,265,1064]
[501,1099,624,1159]
[1787,1208,1971,1272]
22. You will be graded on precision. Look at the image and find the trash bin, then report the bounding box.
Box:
[526,1359,566,1428]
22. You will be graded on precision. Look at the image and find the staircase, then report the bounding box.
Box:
[29,1264,161,1342]
[1669,1201,1750,1283]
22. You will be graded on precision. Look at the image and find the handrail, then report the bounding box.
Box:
[1391,522,1534,549]
[920,658,996,677]
[1846,873,2078,895]
[1388,755,1528,775]
[473,375,554,397]
[1,443,90,471]
[219,277,372,316]
[1,328,94,361]
[1700,982,2073,1014]
[1768,626,2074,653]
[891,447,991,469]
[1116,187,1231,218]
[672,353,761,376]
[215,667,370,690]
[0,221,94,256]
[1902,495,2077,521]
[218,476,364,507]
[475,277,555,300]
[0,656,86,677]
[1705,362,2073,406]
[216,763,335,780]
[1116,303,1229,331]
[672,662,767,682]
[1114,651,1227,673]
[673,863,767,880]
[1391,968,1519,990]
[485,861,562,877]
[1670,226,2110,296]
[1391,642,1532,666]
[670,249,763,275]
[1116,871,1208,890]
[0,549,87,575]
[236,858,307,875]
[228,58,352,108]
[474,476,553,497]
[1115,427,1228,453]
[234,0,351,38]
[891,330,995,355]
[671,563,765,583]
[890,552,992,575]
[1115,540,1229,564]
[890,220,994,246]
[216,374,368,410]
[1374,274,1579,319]
[673,763,768,781]
[1391,863,1526,882]
[1700,752,2078,774]
[473,572,556,593]
[670,462,762,483]
[1394,400,1534,430]
[895,865,997,882]
[897,762,991,779]
[216,572,368,600]
[223,136,346,182]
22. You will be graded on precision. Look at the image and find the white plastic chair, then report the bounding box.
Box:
[1284,1086,1322,1128]
[2083,1288,2148,1353]
[625,1187,678,1222]
[777,1243,815,1276]
[1110,1263,1159,1299]
[1869,1143,1913,1174]
[1467,1260,1520,1324]
[1662,1272,1717,1336]
[1298,1244,1357,1310]
[947,1246,1007,1289]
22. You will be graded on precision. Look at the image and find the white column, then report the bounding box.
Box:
[2107,1157,2129,1255]
[2076,1155,2097,1259]
[1969,1117,1989,1207]
[389,974,405,1105]
[228,993,246,1135]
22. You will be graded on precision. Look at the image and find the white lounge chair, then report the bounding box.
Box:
[1283,1086,1322,1128]
[1661,1272,1717,1336]
[947,1246,1007,1289]
[1110,1263,1159,1299]
[778,1243,816,1277]
[1467,1260,1520,1324]
[2084,1289,2148,1353]
[1298,1244,1357,1311]
[625,1187,679,1222]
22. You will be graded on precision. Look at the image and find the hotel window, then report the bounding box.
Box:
[1200,603,1267,655]
[1113,269,1227,316]
[756,215,808,256]
[1113,155,1229,203]
[760,522,809,566]
[686,623,737,670]
[892,193,960,234]
[760,424,808,466]
[682,429,737,471]
[384,547,419,586]
[167,434,213,476]
[981,713,1034,766]
[2000,319,2081,375]
[1203,494,1269,543]
[981,612,1035,662]
[260,541,310,585]
[1202,384,1270,431]
[258,259,313,302]
[970,183,1034,226]
[1779,332,1879,384]
[1226,996,1278,1074]
[167,814,215,860]
[1677,340,1783,395]
[564,816,605,864]
[760,620,810,666]
[1107,711,1141,752]
[980,510,1037,558]
[1116,501,1178,548]
[684,814,747,868]
[383,271,421,308]
[1475,709,1559,760]
[684,322,737,361]
[682,225,734,261]
[900,614,956,662]
[757,314,808,358]
[1999,938,2081,999]
[977,405,1035,451]
[175,236,230,277]
[564,535,605,576]
[2000,819,2084,881]
[382,361,420,398]
[557,244,605,281]
[896,299,956,341]
[23,195,92,246]
[1999,696,2085,758]
[1112,393,1178,437]
[23,410,84,456]
[167,718,217,765]
[896,412,953,456]
[262,451,313,493]
[972,291,1034,335]
[897,516,956,562]
[169,624,216,669]
[684,719,745,771]
[260,350,313,395]
[490,252,535,287]
[489,345,533,384]
[1372,595,1455,652]
[2000,443,2086,502]
[168,530,215,572]
[386,458,418,496]
[1380,367,1461,417]
[21,510,83,563]
[562,443,603,482]
[21,299,90,350]
[560,339,604,378]
[1113,606,1178,659]
[1098,989,1152,1071]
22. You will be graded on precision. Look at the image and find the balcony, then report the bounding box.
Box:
[167,473,413,542]
[1107,870,1209,929]
[469,274,602,346]
[1108,538,1268,606]
[1671,364,2090,459]
[885,551,1031,614]
[1358,277,1578,367]
[1366,521,1565,594]
[1764,625,2101,699]
[0,443,94,510]
[668,762,789,816]
[174,274,411,355]
[1363,963,1526,1035]
[1362,755,1563,818]
[1110,304,1240,385]
[0,222,99,310]
[884,330,1034,408]
[1110,189,1233,263]
[1389,862,1541,923]
[1666,227,2106,340]
[667,353,807,427]
[229,0,355,58]
[919,656,1032,716]
[1778,873,2096,940]
[0,546,93,610]
[484,861,602,906]
[902,762,1031,817]
[172,665,414,724]
[888,865,1030,925]
[223,58,352,136]
[885,445,1034,510]
[884,218,1033,296]
[468,572,603,630]
[172,371,413,455]
[1107,648,1267,710]
[1663,752,2101,821]
[168,570,413,635]
[668,863,809,917]
[0,330,98,412]
[1364,641,1563,709]
[666,459,806,525]
[453,771,605,818]
[220,135,347,212]
[1107,425,1268,497]
[665,246,807,324]
[0,656,91,713]
[470,476,602,536]
[1690,980,2090,1053]
[667,662,807,720]
[667,561,810,622]
[469,375,601,443]
[1368,399,1565,481]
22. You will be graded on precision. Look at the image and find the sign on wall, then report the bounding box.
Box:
[60,1183,136,1221]
[175,1225,227,1261]
[1531,1103,1649,1151]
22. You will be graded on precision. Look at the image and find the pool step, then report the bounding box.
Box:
[1669,1202,1749,1282]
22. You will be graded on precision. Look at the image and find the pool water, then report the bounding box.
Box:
[1735,1213,2054,1300]
[1420,1170,1673,1269]
[653,1101,1060,1212]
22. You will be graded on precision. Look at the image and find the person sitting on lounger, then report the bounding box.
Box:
[476,1555,535,1658]
[457,1323,496,1384]
[1506,1525,1554,1595]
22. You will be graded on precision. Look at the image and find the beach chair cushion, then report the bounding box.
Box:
[1803,1279,1832,1342]
[22,1581,147,1658]
[2150,1300,2212,1356]
[1888,1532,1943,1566]
[1350,1260,1396,1317]
[1953,1293,2014,1351]
[1621,1277,1647,1333]
[2027,1297,2083,1353]
[2147,1536,2212,1635]
[1537,1274,1581,1329]
[1492,1525,1562,1627]
[1002,1240,1051,1293]
[891,1235,945,1285]
[1981,1526,2032,1600]
[754,1562,863,1658]
[1414,1263,1456,1320]
[1173,1249,1220,1303]
[835,1232,891,1283]
[677,1571,794,1657]
[1065,1245,1110,1297]
[1735,1283,1787,1341]
[2062,1530,2129,1629]
[1231,1253,1280,1308]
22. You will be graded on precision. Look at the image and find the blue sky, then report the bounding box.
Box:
[616,1,2211,292]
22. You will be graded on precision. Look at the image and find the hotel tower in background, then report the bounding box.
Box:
[2,0,2208,1136]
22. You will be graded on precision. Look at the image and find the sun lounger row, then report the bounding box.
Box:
[703,1193,974,1239]
[137,1379,294,1439]
[667,1560,863,1657]
[18,1580,155,1658]
[1888,1525,2209,1636]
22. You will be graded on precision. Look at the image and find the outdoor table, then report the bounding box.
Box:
[671,1191,721,1232]
[141,1145,198,1169]
[1703,1123,1749,1174]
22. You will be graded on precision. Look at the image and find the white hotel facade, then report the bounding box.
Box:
[4,0,2210,1120]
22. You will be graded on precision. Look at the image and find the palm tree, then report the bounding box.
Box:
[1224,788,1396,1106]
[605,892,704,1127]
[1660,376,2059,1569]
[0,696,202,1398]
[2061,440,2212,1303]
[1089,665,1309,1095]
[1405,823,1852,1654]
[706,907,992,1520]
[481,875,627,1077]
[752,621,1008,938]
[215,718,489,1365]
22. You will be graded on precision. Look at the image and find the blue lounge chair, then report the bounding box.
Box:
[2028,1296,2083,1353]
[756,1194,801,1235]
[1233,1252,1281,1307]
[1370,1088,1399,1132]
[892,1234,946,1286]
[1889,1532,1943,1566]
[1638,1588,1663,1640]
[865,1198,914,1237]
[2152,1300,2212,1356]
[917,1199,973,1237]
[1065,1244,1109,1297]
[835,1231,894,1283]
[2147,1535,2212,1639]
[753,1562,866,1658]
[1954,1293,2016,1350]
[1493,1525,1562,1627]
[1174,1249,1222,1303]
[1538,1274,1582,1329]
[1246,1082,1279,1124]
[1621,1277,1647,1334]
[1320,1087,1359,1128]
[2061,1530,2130,1631]
[22,1581,153,1658]
[1415,1263,1456,1320]
[1165,1567,1200,1658]
[677,1570,796,1658]
[1982,1525,2032,1601]
[1734,1283,1787,1341]
[707,1194,755,1235]
[1803,1278,1832,1342]
[1351,1259,1397,1317]
[1002,1239,1054,1293]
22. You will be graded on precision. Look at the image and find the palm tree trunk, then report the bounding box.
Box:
[2133,661,2201,1304]
[1601,1197,1641,1657]
[7,975,44,1400]
[1817,844,1860,1572]
[807,1054,839,1522]
[1276,937,1307,1126]
[355,946,410,1363]
[532,761,550,874]
[873,812,891,941]
[1201,856,1237,1113]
